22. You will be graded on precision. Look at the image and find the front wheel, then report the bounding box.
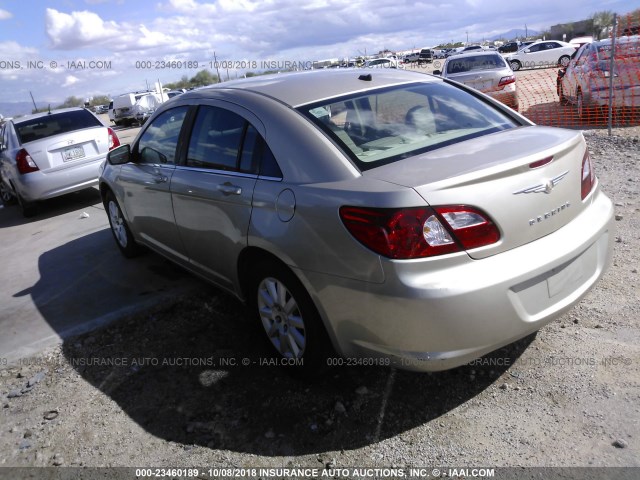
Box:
[250,260,331,375]
[0,178,16,206]
[558,83,569,106]
[104,190,142,258]
[510,60,521,71]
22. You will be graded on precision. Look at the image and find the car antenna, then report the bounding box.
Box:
[47,104,52,115]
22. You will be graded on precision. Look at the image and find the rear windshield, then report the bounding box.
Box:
[446,54,506,73]
[15,110,102,144]
[298,81,518,171]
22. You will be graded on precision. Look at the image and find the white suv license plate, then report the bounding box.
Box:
[63,146,85,162]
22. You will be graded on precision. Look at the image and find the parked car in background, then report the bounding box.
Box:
[418,48,433,63]
[0,108,120,216]
[498,42,520,53]
[364,57,401,69]
[434,50,518,110]
[99,68,613,375]
[94,105,109,114]
[166,89,186,99]
[404,52,421,63]
[112,91,165,127]
[558,35,640,119]
[507,40,577,70]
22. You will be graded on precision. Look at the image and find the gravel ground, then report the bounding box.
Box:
[1,126,639,477]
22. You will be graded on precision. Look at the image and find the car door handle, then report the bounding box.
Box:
[217,182,242,196]
[152,174,168,183]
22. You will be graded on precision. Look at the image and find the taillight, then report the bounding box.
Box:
[581,149,596,200]
[108,128,120,151]
[16,149,39,174]
[498,75,516,87]
[339,205,500,259]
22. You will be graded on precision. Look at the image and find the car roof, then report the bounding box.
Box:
[185,69,439,107]
[591,34,639,47]
[12,107,87,125]
[447,50,503,60]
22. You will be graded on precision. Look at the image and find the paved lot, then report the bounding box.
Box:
[0,120,205,365]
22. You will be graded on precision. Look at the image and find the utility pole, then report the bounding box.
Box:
[466,31,469,45]
[525,24,528,38]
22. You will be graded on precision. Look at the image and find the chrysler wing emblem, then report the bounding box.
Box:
[513,170,569,195]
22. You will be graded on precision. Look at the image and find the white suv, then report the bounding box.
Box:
[507,40,577,71]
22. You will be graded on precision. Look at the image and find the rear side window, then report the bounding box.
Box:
[186,106,245,171]
[15,110,103,144]
[299,81,518,171]
[186,106,282,178]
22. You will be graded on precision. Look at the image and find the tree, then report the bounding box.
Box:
[592,10,615,39]
[58,96,84,108]
[190,70,218,87]
[89,95,110,106]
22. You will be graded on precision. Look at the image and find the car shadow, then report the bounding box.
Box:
[0,187,104,228]
[16,229,206,341]
[14,231,533,455]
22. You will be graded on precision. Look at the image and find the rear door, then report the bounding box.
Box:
[170,102,262,290]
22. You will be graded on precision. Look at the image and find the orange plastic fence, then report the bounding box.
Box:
[516,14,639,128]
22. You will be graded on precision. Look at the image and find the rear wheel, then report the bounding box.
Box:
[559,55,570,67]
[104,190,142,258]
[249,260,331,376]
[510,60,521,71]
[16,192,37,217]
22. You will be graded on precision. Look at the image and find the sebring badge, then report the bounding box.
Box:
[513,170,569,195]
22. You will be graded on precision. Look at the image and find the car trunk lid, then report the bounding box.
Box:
[364,126,590,259]
[22,127,108,172]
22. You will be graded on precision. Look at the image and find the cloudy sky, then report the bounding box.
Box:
[0,0,639,109]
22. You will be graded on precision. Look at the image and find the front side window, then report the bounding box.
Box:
[137,106,188,164]
[299,81,518,171]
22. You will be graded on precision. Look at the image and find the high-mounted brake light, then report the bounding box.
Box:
[581,149,596,200]
[339,205,500,259]
[16,149,39,174]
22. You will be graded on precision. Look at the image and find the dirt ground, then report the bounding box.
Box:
[1,126,639,478]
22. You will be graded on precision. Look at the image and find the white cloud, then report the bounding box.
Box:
[63,75,80,87]
[46,9,120,49]
[0,8,12,20]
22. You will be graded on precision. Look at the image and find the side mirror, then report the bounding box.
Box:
[433,70,442,75]
[524,49,530,54]
[107,144,131,165]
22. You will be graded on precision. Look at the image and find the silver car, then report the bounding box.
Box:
[99,69,614,374]
[0,107,120,216]
[435,51,518,110]
[558,35,640,120]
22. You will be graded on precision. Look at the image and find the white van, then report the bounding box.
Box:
[112,92,165,127]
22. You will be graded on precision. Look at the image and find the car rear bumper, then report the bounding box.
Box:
[14,156,105,202]
[300,188,614,371]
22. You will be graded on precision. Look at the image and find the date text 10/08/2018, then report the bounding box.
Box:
[133,60,314,70]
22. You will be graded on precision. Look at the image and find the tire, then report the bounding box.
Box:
[510,60,521,71]
[249,260,331,376]
[16,192,37,217]
[0,177,16,206]
[558,83,569,106]
[104,190,142,258]
[559,55,570,67]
